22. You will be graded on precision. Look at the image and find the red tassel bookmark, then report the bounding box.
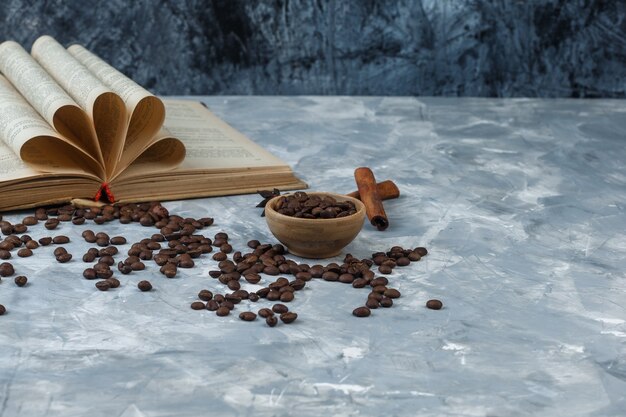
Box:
[93,182,115,203]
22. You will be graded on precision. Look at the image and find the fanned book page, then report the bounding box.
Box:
[0,36,305,211]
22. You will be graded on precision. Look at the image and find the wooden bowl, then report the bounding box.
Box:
[264,192,366,259]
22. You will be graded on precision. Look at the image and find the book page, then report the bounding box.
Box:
[161,99,287,170]
[0,75,102,176]
[0,140,37,181]
[0,40,103,167]
[32,36,126,177]
[68,44,165,171]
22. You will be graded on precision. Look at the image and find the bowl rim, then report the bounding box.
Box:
[264,191,366,223]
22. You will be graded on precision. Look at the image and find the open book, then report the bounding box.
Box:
[0,35,306,211]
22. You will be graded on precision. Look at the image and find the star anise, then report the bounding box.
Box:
[256,188,281,216]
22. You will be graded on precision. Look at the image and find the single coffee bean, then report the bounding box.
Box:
[352,306,371,317]
[370,277,389,287]
[17,248,33,258]
[13,224,27,233]
[415,247,428,257]
[279,291,294,302]
[56,253,72,263]
[208,270,222,278]
[322,271,339,281]
[131,261,145,271]
[198,289,213,301]
[380,297,393,308]
[372,285,388,294]
[243,273,261,284]
[426,299,443,310]
[0,250,10,260]
[289,279,306,291]
[0,262,15,277]
[339,273,355,284]
[110,236,127,245]
[44,219,59,230]
[258,308,274,318]
[224,294,242,304]
[22,216,38,226]
[384,288,401,299]
[272,304,289,314]
[280,312,298,324]
[213,294,225,303]
[266,316,278,327]
[95,281,111,291]
[247,239,260,249]
[52,236,70,244]
[396,257,411,267]
[53,247,67,257]
[227,280,241,291]
[72,217,86,225]
[83,268,97,279]
[215,306,230,316]
[365,298,380,309]
[212,252,227,261]
[378,265,393,275]
[83,252,96,263]
[25,240,39,250]
[138,280,153,292]
[352,278,369,288]
[408,251,422,262]
[204,300,218,311]
[263,265,280,275]
[248,293,260,302]
[99,255,115,266]
[106,277,120,288]
[14,275,28,287]
[239,312,257,321]
[266,290,280,301]
[191,301,206,310]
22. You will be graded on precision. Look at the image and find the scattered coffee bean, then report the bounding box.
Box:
[56,253,72,263]
[378,265,393,274]
[279,291,294,302]
[426,299,443,310]
[0,250,10,260]
[279,312,298,324]
[22,216,38,226]
[52,236,70,244]
[14,275,28,287]
[352,306,371,317]
[272,303,289,314]
[44,219,59,230]
[380,297,393,308]
[198,289,213,301]
[0,304,5,315]
[83,268,97,279]
[266,316,278,327]
[138,280,153,292]
[384,288,401,299]
[215,306,230,316]
[258,308,274,318]
[191,301,205,310]
[95,281,111,291]
[0,262,14,277]
[106,277,121,288]
[110,236,127,245]
[365,298,380,309]
[239,312,257,321]
[17,248,33,258]
[415,247,428,256]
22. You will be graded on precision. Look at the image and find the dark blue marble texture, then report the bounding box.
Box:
[1,0,625,97]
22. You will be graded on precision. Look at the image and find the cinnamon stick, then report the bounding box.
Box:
[347,180,399,201]
[354,167,389,231]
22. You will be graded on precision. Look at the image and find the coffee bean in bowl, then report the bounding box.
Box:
[264,192,366,259]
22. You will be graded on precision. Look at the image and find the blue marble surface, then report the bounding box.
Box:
[1,0,625,97]
[0,96,625,416]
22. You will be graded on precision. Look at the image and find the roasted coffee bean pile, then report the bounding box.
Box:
[273,192,358,219]
[0,201,437,322]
